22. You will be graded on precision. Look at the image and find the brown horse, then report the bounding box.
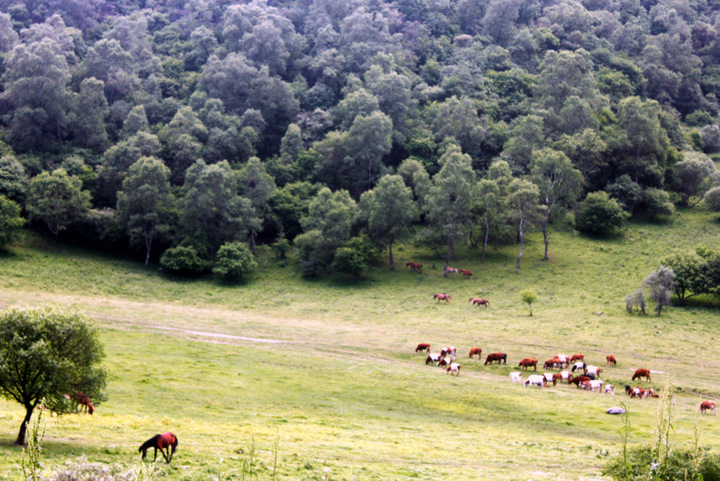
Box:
[73,392,94,415]
[406,262,423,273]
[139,432,178,463]
[459,269,472,279]
[433,293,452,303]
[470,298,490,307]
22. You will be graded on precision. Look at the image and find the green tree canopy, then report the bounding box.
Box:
[26,169,91,238]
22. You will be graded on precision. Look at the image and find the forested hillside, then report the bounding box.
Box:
[0,0,719,276]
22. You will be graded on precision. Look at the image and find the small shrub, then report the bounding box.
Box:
[575,191,628,237]
[160,245,206,276]
[213,242,257,281]
[519,288,538,316]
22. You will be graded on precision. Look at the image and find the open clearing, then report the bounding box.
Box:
[0,211,718,480]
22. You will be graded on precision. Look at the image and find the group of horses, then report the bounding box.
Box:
[405,262,473,280]
[415,345,717,414]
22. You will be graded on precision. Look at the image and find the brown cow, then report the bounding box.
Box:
[518,358,538,371]
[468,347,483,359]
[606,355,617,366]
[569,376,591,388]
[485,352,507,365]
[415,343,431,353]
[632,369,651,382]
[570,353,585,363]
[700,401,716,415]
[543,358,564,370]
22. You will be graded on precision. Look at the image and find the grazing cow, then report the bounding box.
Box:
[459,269,473,280]
[415,343,431,353]
[518,358,538,371]
[445,267,458,277]
[699,401,716,415]
[438,356,454,367]
[406,262,423,273]
[441,346,457,357]
[581,380,604,392]
[632,369,652,382]
[543,373,557,386]
[604,384,615,396]
[624,385,633,395]
[525,374,547,388]
[628,387,652,399]
[484,352,507,365]
[570,353,585,363]
[426,353,441,365]
[560,371,572,383]
[510,372,522,383]
[446,363,461,375]
[569,376,591,387]
[556,354,570,364]
[470,298,490,307]
[571,361,587,372]
[606,355,617,366]
[584,365,602,377]
[433,293,452,303]
[468,347,483,358]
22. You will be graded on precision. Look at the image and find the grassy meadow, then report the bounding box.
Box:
[0,209,718,480]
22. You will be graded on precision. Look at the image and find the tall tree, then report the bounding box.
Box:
[116,157,176,266]
[360,175,418,270]
[474,178,501,264]
[508,178,540,274]
[0,306,107,445]
[530,148,583,261]
[26,169,91,238]
[236,157,276,251]
[425,145,477,274]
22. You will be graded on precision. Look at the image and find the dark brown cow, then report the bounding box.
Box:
[606,355,617,366]
[484,352,507,365]
[518,358,538,371]
[468,347,483,359]
[632,369,651,382]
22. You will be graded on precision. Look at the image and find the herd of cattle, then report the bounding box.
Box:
[414,343,717,414]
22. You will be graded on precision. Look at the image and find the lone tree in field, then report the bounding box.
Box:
[0,306,107,445]
[520,288,538,316]
[643,266,676,315]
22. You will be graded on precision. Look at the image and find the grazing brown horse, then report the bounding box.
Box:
[632,369,652,382]
[459,269,472,279]
[468,347,483,358]
[73,392,94,415]
[139,432,178,463]
[470,298,490,307]
[484,352,506,365]
[606,355,617,366]
[433,293,452,303]
[406,262,423,273]
[518,358,538,371]
[415,343,431,353]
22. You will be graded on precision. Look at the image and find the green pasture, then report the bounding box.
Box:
[0,210,718,480]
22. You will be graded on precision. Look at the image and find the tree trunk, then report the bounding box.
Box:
[15,404,34,445]
[250,229,257,254]
[482,213,490,264]
[444,235,451,276]
[388,239,394,271]
[542,215,549,261]
[145,237,152,266]
[515,214,525,274]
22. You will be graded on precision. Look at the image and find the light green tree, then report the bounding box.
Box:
[26,169,91,238]
[520,288,538,316]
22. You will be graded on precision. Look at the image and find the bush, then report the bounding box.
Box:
[160,245,206,276]
[604,446,720,481]
[331,235,378,277]
[606,175,642,214]
[641,188,675,220]
[0,195,25,247]
[213,242,257,281]
[705,186,720,213]
[575,191,628,236]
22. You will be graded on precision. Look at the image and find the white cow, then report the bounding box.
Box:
[446,363,461,375]
[509,372,522,383]
[585,365,602,377]
[582,380,604,392]
[524,374,546,388]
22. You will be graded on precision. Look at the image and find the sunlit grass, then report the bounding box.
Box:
[0,209,717,479]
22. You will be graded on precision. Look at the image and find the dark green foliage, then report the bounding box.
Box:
[160,245,207,276]
[26,169,91,238]
[213,242,257,281]
[0,306,107,445]
[575,191,628,237]
[0,195,25,247]
[606,175,643,214]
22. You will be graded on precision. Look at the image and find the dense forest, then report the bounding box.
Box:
[0,0,719,277]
